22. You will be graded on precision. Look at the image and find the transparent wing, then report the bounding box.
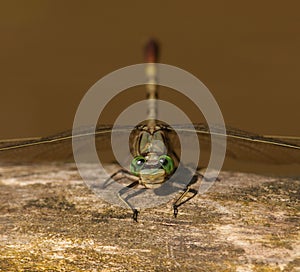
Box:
[163,123,300,175]
[0,123,299,175]
[0,126,113,164]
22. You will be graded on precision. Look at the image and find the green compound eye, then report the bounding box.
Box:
[130,156,146,176]
[159,155,174,175]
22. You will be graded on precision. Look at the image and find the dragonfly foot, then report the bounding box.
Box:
[173,205,178,218]
[132,209,139,222]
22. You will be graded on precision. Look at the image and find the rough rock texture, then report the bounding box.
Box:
[0,163,299,271]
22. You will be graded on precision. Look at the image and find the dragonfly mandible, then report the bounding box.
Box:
[0,39,299,221]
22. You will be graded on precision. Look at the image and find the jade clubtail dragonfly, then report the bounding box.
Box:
[0,40,299,221]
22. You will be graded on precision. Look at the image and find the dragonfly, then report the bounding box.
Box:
[0,39,300,221]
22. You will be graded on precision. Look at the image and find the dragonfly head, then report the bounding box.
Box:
[130,153,174,188]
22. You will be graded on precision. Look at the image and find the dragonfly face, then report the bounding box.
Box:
[130,128,175,188]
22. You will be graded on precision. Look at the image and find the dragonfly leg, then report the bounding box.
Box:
[103,168,138,187]
[132,209,139,222]
[110,168,132,179]
[117,180,140,222]
[173,175,198,218]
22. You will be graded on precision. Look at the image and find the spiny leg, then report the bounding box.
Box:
[117,180,140,222]
[103,168,140,221]
[103,168,138,188]
[173,175,198,218]
[173,187,198,218]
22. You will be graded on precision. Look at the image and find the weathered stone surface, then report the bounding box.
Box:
[0,164,299,271]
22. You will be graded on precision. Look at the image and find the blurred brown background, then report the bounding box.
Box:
[0,1,299,140]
